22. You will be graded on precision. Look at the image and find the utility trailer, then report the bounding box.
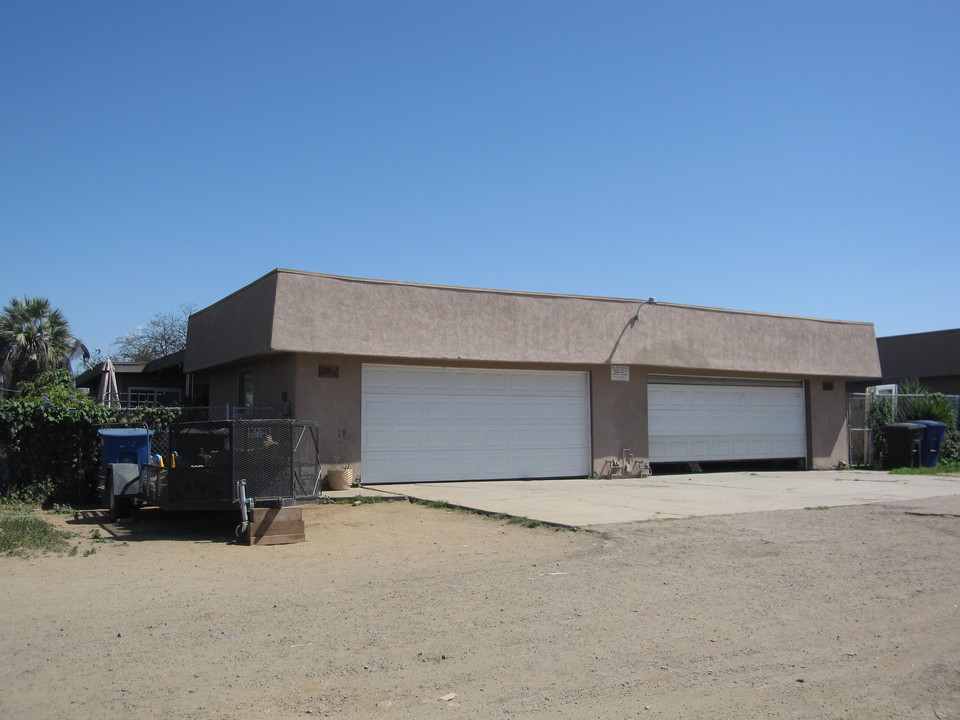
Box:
[99,419,323,543]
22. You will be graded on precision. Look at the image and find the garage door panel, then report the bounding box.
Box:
[537,449,586,475]
[365,398,392,419]
[649,381,806,463]
[425,428,451,448]
[482,455,509,474]
[510,428,535,447]
[423,370,451,391]
[455,400,479,420]
[395,457,424,480]
[482,400,508,420]
[424,401,451,420]
[511,401,537,421]
[396,400,420,419]
[482,429,509,448]
[364,429,392,450]
[395,428,421,448]
[363,366,590,483]
[362,366,394,390]
[455,428,481,447]
[481,374,510,393]
[394,371,425,392]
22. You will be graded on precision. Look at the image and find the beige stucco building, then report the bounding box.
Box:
[184,269,881,483]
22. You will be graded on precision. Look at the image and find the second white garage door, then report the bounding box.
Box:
[361,365,591,484]
[648,377,807,463]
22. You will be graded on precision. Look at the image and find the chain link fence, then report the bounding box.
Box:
[106,406,280,458]
[847,394,875,468]
[847,393,959,468]
[165,419,322,505]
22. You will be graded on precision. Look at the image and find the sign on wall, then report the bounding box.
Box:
[611,366,630,382]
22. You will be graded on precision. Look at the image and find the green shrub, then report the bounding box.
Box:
[941,426,960,464]
[868,380,958,469]
[897,392,957,426]
[0,370,182,504]
[0,370,113,503]
[868,396,895,468]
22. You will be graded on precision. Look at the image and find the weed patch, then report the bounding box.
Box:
[891,460,960,476]
[508,516,543,529]
[316,495,390,505]
[0,507,72,556]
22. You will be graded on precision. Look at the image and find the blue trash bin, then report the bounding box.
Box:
[911,420,948,467]
[98,428,153,476]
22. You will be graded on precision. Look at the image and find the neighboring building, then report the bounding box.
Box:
[874,329,960,396]
[184,269,881,484]
[76,351,189,407]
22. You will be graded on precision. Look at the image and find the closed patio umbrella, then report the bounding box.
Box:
[97,358,120,407]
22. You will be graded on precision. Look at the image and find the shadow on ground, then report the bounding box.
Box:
[68,507,242,544]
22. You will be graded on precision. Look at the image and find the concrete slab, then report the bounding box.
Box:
[362,470,960,527]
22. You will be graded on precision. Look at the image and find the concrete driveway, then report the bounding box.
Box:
[362,469,960,527]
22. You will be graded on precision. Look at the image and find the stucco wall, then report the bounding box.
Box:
[199,354,851,478]
[208,354,659,478]
[878,329,960,380]
[205,353,296,416]
[875,329,960,394]
[185,270,881,381]
[589,366,649,474]
[184,272,278,373]
[292,354,363,467]
[807,378,849,469]
[185,269,882,478]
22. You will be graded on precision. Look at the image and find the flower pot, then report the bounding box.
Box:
[327,468,354,490]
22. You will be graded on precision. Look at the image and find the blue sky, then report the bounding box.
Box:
[2,1,957,357]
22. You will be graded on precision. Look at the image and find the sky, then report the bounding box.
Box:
[1,0,957,358]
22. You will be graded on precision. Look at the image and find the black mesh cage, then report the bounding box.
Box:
[168,420,322,505]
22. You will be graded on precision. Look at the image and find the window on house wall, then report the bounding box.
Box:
[238,370,254,410]
[127,387,181,407]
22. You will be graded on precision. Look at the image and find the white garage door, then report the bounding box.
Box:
[648,377,806,463]
[361,365,591,484]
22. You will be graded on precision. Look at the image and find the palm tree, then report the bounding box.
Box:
[0,296,85,390]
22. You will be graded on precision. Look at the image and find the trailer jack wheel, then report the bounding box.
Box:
[236,522,249,540]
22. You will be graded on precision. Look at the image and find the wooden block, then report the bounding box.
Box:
[246,506,306,545]
[249,532,306,546]
[251,507,302,522]
[250,519,304,536]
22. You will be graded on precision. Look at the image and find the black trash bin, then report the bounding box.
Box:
[881,423,925,468]
[912,420,948,467]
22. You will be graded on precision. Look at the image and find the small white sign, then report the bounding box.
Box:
[611,366,630,382]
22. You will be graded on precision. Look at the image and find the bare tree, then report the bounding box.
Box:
[113,304,196,362]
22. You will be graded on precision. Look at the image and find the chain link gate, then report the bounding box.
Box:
[847,394,873,468]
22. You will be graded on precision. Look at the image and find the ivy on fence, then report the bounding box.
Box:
[0,370,180,504]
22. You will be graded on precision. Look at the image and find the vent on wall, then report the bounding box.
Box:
[822,381,834,391]
[318,365,340,379]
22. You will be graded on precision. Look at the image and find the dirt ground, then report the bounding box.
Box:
[1,495,959,720]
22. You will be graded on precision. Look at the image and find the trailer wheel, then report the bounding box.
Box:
[107,472,133,522]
